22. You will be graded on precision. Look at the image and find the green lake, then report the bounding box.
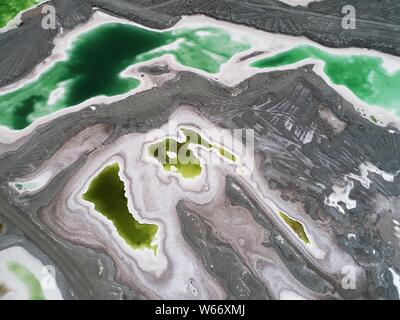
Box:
[252,45,400,113]
[0,22,249,130]
[83,163,158,253]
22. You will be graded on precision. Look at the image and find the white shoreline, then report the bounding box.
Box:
[10,105,364,298]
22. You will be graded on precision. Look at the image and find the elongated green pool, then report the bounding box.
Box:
[83,163,158,253]
[6,261,45,300]
[0,22,249,130]
[148,128,237,179]
[252,45,400,112]
[0,0,39,28]
[279,211,310,244]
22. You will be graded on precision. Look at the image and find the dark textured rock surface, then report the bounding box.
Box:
[177,201,270,300]
[225,176,337,297]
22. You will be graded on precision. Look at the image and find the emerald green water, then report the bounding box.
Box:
[83,163,158,253]
[148,128,237,179]
[0,0,38,28]
[0,23,249,130]
[6,261,45,300]
[252,45,400,112]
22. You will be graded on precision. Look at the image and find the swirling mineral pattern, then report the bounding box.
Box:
[0,0,400,302]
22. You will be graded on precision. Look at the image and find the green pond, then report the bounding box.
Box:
[0,0,38,28]
[279,211,310,244]
[252,45,400,113]
[0,22,250,130]
[6,261,45,300]
[83,163,158,253]
[148,128,237,179]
